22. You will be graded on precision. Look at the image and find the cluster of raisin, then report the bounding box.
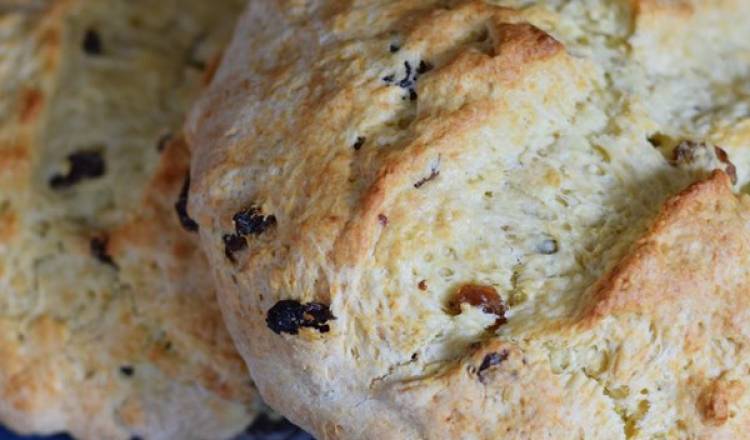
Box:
[223,205,277,262]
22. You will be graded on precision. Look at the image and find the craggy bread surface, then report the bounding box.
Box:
[187,0,750,438]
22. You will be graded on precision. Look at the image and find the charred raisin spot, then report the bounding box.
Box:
[119,365,134,377]
[477,349,509,382]
[714,146,738,185]
[353,136,366,151]
[418,280,427,290]
[82,29,103,55]
[378,213,388,226]
[50,150,105,189]
[90,235,117,268]
[223,233,247,263]
[449,284,507,328]
[414,166,439,188]
[266,300,335,335]
[175,174,199,232]
[389,43,401,53]
[233,206,277,236]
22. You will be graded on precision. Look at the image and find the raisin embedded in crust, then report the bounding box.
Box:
[90,235,117,268]
[223,233,247,263]
[353,136,366,151]
[383,59,432,100]
[714,146,738,185]
[175,174,199,232]
[416,60,433,75]
[301,302,335,333]
[224,205,276,262]
[448,284,507,328]
[477,350,509,382]
[414,167,439,188]
[266,300,335,335]
[233,206,277,236]
[266,300,305,335]
[50,150,105,189]
[119,365,134,377]
[82,28,103,55]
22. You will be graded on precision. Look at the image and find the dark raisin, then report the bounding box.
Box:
[398,61,413,89]
[90,236,117,268]
[119,366,134,377]
[382,74,395,83]
[448,284,507,328]
[233,206,277,236]
[378,213,388,226]
[714,146,738,184]
[266,300,335,335]
[266,300,305,335]
[409,89,418,100]
[130,437,144,440]
[353,136,366,151]
[223,233,247,263]
[82,28,102,55]
[157,132,172,152]
[416,60,433,75]
[414,167,439,188]
[302,302,335,333]
[477,349,509,379]
[50,150,105,189]
[175,174,199,232]
[389,44,400,53]
[418,280,427,290]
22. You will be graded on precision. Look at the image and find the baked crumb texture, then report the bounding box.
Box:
[187,0,750,439]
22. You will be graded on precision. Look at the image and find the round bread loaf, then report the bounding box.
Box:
[187,0,750,438]
[0,1,260,439]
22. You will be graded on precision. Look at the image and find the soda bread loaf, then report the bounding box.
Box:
[187,0,750,438]
[0,1,260,439]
